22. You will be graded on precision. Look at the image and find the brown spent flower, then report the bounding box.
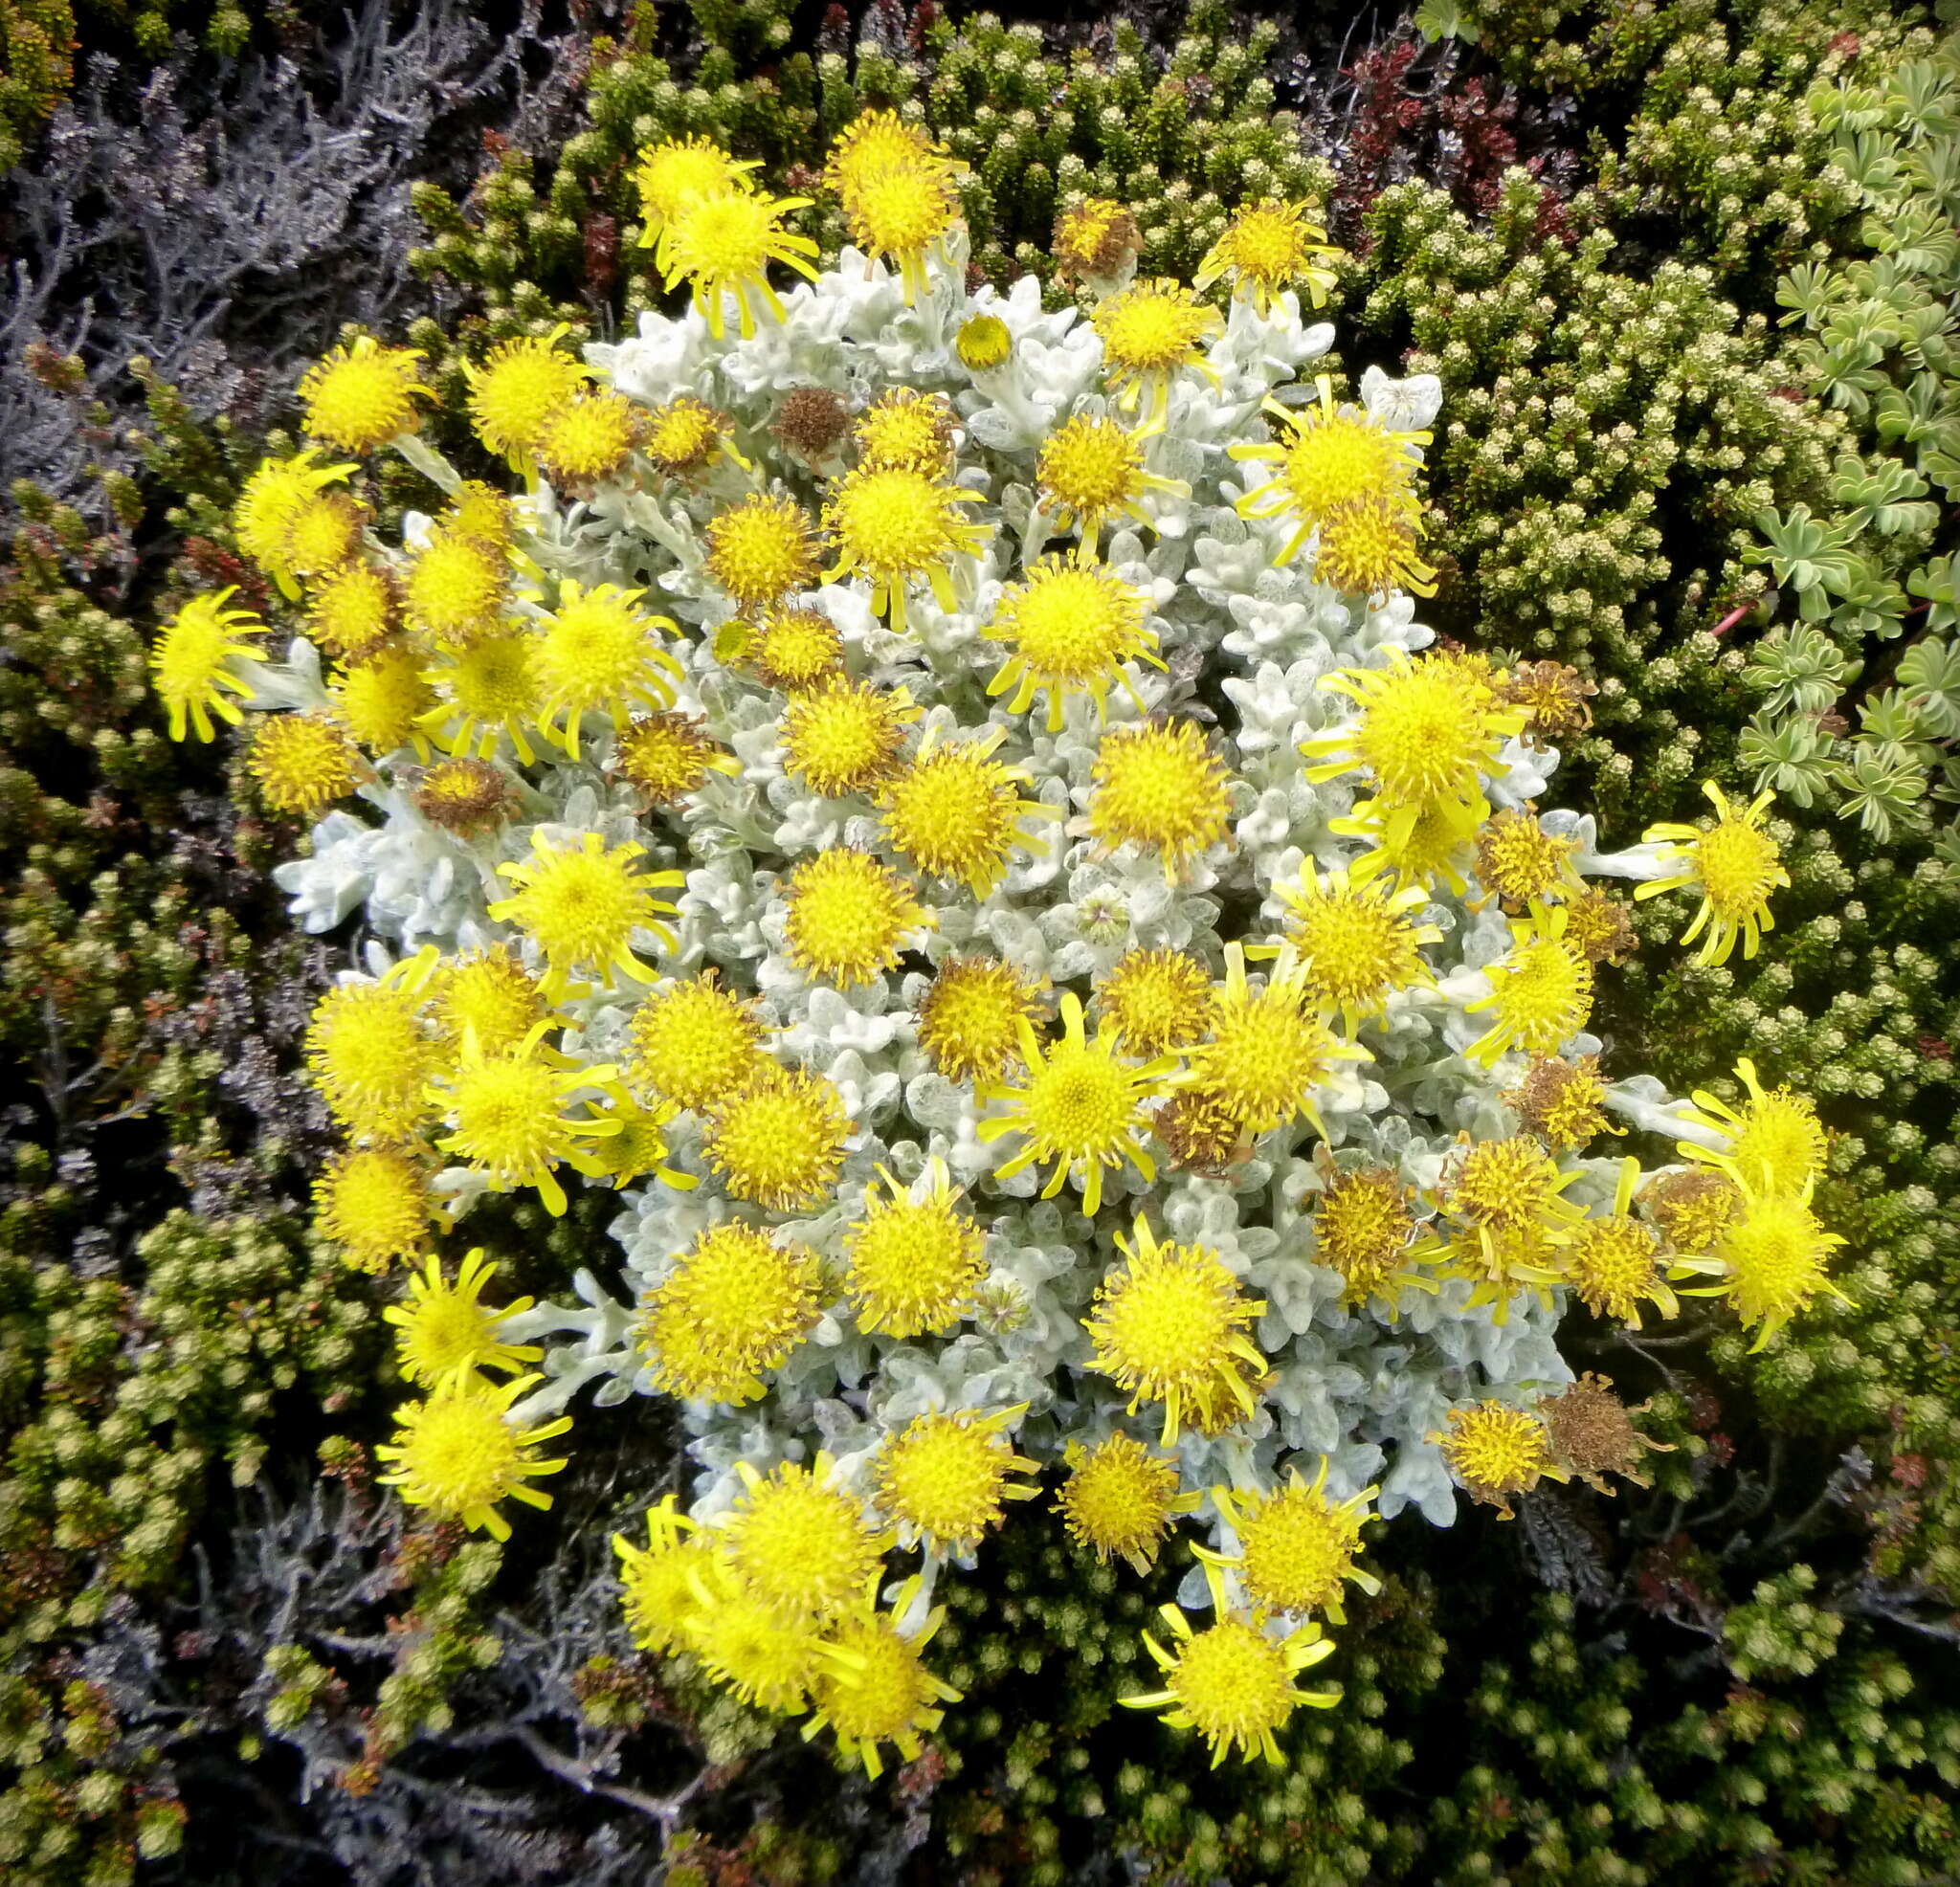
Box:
[1503,1054,1620,1151]
[1563,888,1638,966]
[773,386,853,465]
[1054,198,1143,291]
[1641,1166,1743,1256]
[412,757,521,835]
[1153,1085,1246,1177]
[1542,1372,1672,1493]
[1504,660,1596,745]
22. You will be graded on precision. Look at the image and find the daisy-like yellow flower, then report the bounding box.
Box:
[311,1143,436,1273]
[298,337,432,454]
[978,991,1175,1215]
[1035,412,1189,556]
[1121,1560,1340,1766]
[575,1095,697,1192]
[1462,901,1595,1068]
[385,1248,541,1388]
[1477,808,1581,910]
[915,956,1045,1084]
[1675,1057,1826,1197]
[1179,944,1367,1141]
[873,1406,1039,1554]
[782,849,931,987]
[806,1584,964,1779]
[628,971,768,1111]
[614,710,740,806]
[1054,1432,1200,1573]
[418,632,545,766]
[955,311,1012,372]
[404,527,508,650]
[1194,198,1341,315]
[1309,1164,1441,1312]
[642,392,743,477]
[1092,278,1223,425]
[985,555,1162,731]
[702,1064,851,1210]
[234,451,360,598]
[614,1495,710,1655]
[1330,797,1476,900]
[1431,1401,1568,1519]
[821,459,990,633]
[1304,650,1526,841]
[779,677,918,795]
[1229,376,1428,566]
[1271,862,1439,1033]
[306,561,398,657]
[1053,196,1143,290]
[744,605,845,692]
[375,1370,571,1541]
[877,725,1058,897]
[305,970,438,1142]
[1086,1215,1268,1445]
[1089,719,1235,883]
[531,580,682,759]
[710,1454,893,1625]
[1438,1134,1588,1320]
[1094,948,1215,1056]
[151,588,266,741]
[429,1021,625,1215]
[463,325,590,473]
[1313,495,1439,600]
[658,187,820,340]
[535,390,644,489]
[837,148,963,300]
[1205,1461,1379,1622]
[705,493,820,610]
[844,1156,988,1338]
[638,1222,821,1404]
[489,832,682,998]
[249,713,364,817]
[330,644,435,758]
[855,388,958,475]
[634,135,762,258]
[1681,1173,1851,1351]
[1565,1157,1679,1328]
[278,491,368,586]
[426,945,547,1055]
[822,109,958,204]
[1635,781,1790,966]
[684,1557,822,1713]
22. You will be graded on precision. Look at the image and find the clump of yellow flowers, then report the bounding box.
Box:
[150,122,1838,1779]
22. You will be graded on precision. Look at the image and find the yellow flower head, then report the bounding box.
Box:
[658,187,820,340]
[916,956,1044,1084]
[1035,411,1189,557]
[428,945,547,1054]
[531,580,681,758]
[1330,796,1476,900]
[1180,944,1365,1140]
[489,831,680,999]
[429,1025,625,1215]
[1089,719,1235,882]
[234,451,359,596]
[874,1406,1039,1554]
[307,561,399,658]
[1503,1054,1617,1151]
[614,710,739,805]
[312,1143,436,1274]
[639,1221,821,1404]
[1642,1167,1745,1258]
[745,605,844,692]
[1122,1561,1340,1766]
[1195,198,1341,315]
[1566,1158,1677,1328]
[634,136,762,256]
[1314,495,1439,600]
[1230,376,1428,566]
[855,387,957,475]
[629,971,768,1111]
[877,726,1055,897]
[1086,1215,1268,1445]
[535,390,644,489]
[1094,948,1215,1056]
[385,1248,541,1388]
[977,991,1173,1216]
[956,312,1013,372]
[985,555,1161,731]
[1635,782,1790,966]
[464,326,590,471]
[405,528,508,650]
[1477,809,1580,910]
[780,677,918,796]
[782,849,931,988]
[1209,1461,1378,1621]
[807,1587,963,1778]
[714,1454,892,1625]
[278,492,368,584]
[1273,862,1439,1032]
[1564,887,1638,966]
[305,972,437,1142]
[1432,1401,1565,1519]
[686,1560,822,1712]
[1311,1166,1437,1311]
[1092,278,1222,424]
[1305,650,1525,836]
[249,713,363,816]
[152,588,266,742]
[1439,1134,1586,1319]
[420,632,545,766]
[614,1496,708,1654]
[844,1156,987,1338]
[1054,196,1143,289]
[1463,902,1596,1068]
[823,110,951,198]
[642,392,738,477]
[1690,1176,1850,1350]
[298,337,431,454]
[1677,1058,1826,1196]
[1055,1432,1198,1574]
[705,493,820,609]
[821,460,990,632]
[841,158,962,302]
[331,644,435,757]
[375,1370,570,1541]
[702,1064,851,1210]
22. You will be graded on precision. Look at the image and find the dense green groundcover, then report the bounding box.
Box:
[2,1,1956,1881]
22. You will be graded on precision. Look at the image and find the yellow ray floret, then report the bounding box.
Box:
[877,724,1058,897]
[1092,278,1222,426]
[1431,1401,1568,1520]
[805,1582,964,1779]
[234,451,359,598]
[419,632,545,766]
[658,187,820,340]
[634,136,762,259]
[1679,1172,1851,1351]
[1463,901,1595,1068]
[530,580,682,758]
[843,1156,988,1338]
[1634,781,1790,966]
[1035,412,1189,557]
[1195,198,1342,315]
[821,460,990,633]
[375,1370,570,1542]
[1565,1158,1680,1328]
[1675,1057,1825,1197]
[463,325,590,473]
[712,1454,893,1625]
[1204,1460,1379,1621]
[614,1495,709,1655]
[1269,862,1439,1033]
[298,337,432,454]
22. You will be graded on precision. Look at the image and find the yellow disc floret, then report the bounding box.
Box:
[1094,948,1215,1056]
[464,326,590,471]
[249,713,362,816]
[385,1248,541,1388]
[629,972,768,1111]
[428,945,547,1054]
[305,974,437,1142]
[1211,1461,1377,1620]
[405,528,508,649]
[1312,1166,1436,1310]
[820,460,989,632]
[715,1455,890,1624]
[1055,1432,1197,1573]
[779,678,917,796]
[312,1144,436,1273]
[535,390,644,488]
[702,1064,851,1210]
[855,388,957,475]
[1696,1179,1849,1350]
[614,1496,707,1654]
[705,493,820,609]
[298,337,431,453]
[642,392,736,477]
[1195,199,1341,315]
[421,632,544,765]
[873,1406,1038,1554]
[1432,1401,1563,1519]
[1092,278,1223,424]
[306,560,398,656]
[330,645,434,756]
[877,727,1054,896]
[615,711,739,805]
[1567,1160,1677,1327]
[916,957,1044,1084]
[747,606,844,691]
[531,580,681,758]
